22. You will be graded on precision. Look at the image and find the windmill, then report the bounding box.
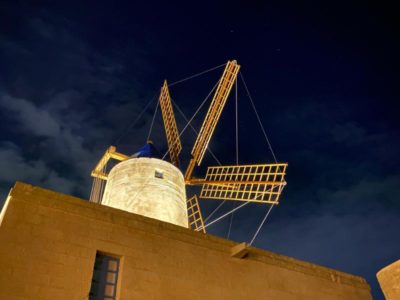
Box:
[89,60,288,235]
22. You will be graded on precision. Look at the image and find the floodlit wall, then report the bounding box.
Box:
[0,182,372,300]
[102,157,188,228]
[377,260,400,300]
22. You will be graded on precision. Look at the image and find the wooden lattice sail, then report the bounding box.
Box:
[187,195,206,233]
[197,164,287,204]
[159,80,182,168]
[185,60,240,181]
[90,146,128,203]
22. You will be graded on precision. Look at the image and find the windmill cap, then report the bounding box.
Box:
[130,142,161,159]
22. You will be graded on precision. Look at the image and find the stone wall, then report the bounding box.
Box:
[0,182,372,299]
[377,260,400,300]
[102,157,188,227]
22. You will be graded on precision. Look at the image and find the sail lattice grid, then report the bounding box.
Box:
[191,61,240,167]
[200,163,287,204]
[186,195,206,233]
[159,81,182,168]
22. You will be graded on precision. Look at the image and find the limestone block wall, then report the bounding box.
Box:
[0,182,372,300]
[102,157,188,227]
[377,260,400,300]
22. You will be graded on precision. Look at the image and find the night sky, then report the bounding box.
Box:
[1,1,399,298]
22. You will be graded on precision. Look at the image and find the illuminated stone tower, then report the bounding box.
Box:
[101,157,188,227]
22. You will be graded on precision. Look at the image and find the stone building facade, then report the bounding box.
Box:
[0,182,372,299]
[377,260,400,300]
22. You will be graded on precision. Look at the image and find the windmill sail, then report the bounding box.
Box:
[90,146,129,204]
[187,195,206,233]
[185,60,240,180]
[159,80,182,168]
[195,163,287,204]
[91,146,129,180]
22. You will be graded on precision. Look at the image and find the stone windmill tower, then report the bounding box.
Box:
[89,60,288,234]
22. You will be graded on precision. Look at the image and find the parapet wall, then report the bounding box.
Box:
[0,182,372,299]
[377,260,400,300]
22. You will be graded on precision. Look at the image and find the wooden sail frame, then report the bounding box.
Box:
[196,164,287,204]
[159,80,182,168]
[187,195,206,233]
[90,146,129,204]
[185,60,240,181]
[91,146,129,180]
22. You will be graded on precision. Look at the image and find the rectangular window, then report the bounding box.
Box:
[89,252,120,300]
[155,170,164,179]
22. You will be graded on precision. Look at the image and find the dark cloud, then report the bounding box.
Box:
[0,141,75,199]
[0,9,158,203]
[1,94,61,136]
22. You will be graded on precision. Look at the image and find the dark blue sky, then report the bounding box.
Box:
[0,1,399,298]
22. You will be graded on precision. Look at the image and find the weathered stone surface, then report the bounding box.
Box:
[0,182,372,299]
[102,157,188,227]
[377,260,400,300]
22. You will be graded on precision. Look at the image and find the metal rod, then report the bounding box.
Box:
[204,201,250,229]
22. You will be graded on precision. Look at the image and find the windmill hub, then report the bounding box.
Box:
[101,157,188,228]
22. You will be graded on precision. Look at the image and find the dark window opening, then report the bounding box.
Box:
[89,252,120,300]
[155,170,164,179]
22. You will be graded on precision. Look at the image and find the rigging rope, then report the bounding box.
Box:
[161,80,220,160]
[99,161,106,202]
[204,201,250,229]
[204,76,281,243]
[89,176,96,202]
[114,93,157,145]
[227,201,234,239]
[146,98,160,141]
[227,78,239,239]
[239,72,278,163]
[170,98,222,166]
[235,77,239,165]
[204,185,274,229]
[249,205,274,245]
[239,71,280,245]
[166,80,226,229]
[89,159,108,204]
[168,63,227,87]
[114,62,226,146]
[204,200,226,223]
